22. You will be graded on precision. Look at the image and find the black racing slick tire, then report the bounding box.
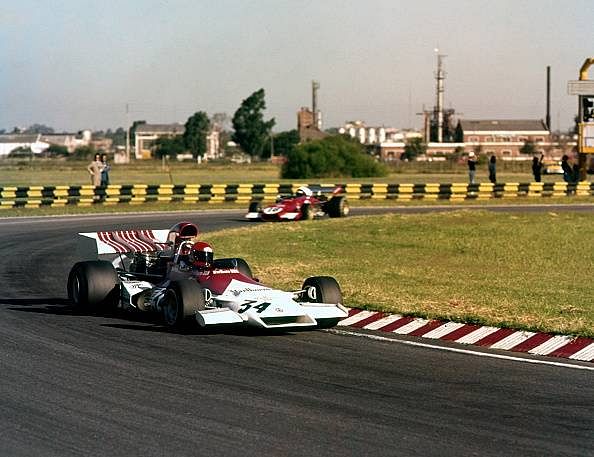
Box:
[302,276,343,304]
[301,204,314,220]
[67,261,119,310]
[302,276,343,328]
[327,196,349,218]
[248,201,262,213]
[213,258,253,279]
[162,280,206,328]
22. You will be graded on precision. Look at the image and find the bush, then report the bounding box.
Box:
[281,135,387,179]
[69,145,98,160]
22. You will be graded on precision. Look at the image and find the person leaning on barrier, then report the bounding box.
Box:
[561,155,572,183]
[532,154,543,182]
[467,151,477,184]
[488,155,496,184]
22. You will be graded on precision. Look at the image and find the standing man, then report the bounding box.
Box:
[87,152,103,187]
[100,153,111,187]
[467,151,477,184]
[532,154,544,182]
[488,155,496,183]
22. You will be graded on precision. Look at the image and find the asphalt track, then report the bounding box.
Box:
[1,206,593,457]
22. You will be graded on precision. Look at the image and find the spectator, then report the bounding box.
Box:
[467,151,477,184]
[572,162,580,183]
[100,153,111,187]
[561,155,572,183]
[532,154,544,182]
[488,155,496,183]
[87,152,103,187]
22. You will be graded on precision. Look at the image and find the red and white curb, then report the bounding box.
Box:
[338,309,594,362]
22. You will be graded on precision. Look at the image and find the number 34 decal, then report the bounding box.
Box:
[238,300,271,313]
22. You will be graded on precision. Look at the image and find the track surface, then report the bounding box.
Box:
[1,208,593,456]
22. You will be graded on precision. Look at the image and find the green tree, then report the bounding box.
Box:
[154,136,186,159]
[24,123,54,134]
[520,140,536,155]
[264,129,300,158]
[184,111,210,158]
[45,144,69,157]
[454,122,464,142]
[401,137,427,161]
[232,88,275,158]
[129,120,146,147]
[282,135,387,179]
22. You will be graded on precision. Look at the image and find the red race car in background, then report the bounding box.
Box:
[245,185,349,221]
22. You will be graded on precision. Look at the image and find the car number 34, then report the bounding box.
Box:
[238,300,272,313]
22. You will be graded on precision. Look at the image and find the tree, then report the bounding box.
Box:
[24,124,54,134]
[129,120,146,147]
[154,136,186,159]
[183,111,210,158]
[454,122,464,142]
[232,88,275,158]
[401,137,427,161]
[282,135,387,179]
[520,140,536,156]
[264,129,300,158]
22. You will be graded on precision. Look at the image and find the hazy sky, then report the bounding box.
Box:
[1,0,593,133]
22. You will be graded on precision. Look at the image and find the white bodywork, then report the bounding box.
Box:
[77,229,348,329]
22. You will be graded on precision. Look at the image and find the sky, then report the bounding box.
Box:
[1,0,593,133]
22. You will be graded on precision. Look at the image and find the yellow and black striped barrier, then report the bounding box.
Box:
[0,182,593,208]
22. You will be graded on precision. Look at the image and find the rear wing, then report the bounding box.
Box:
[308,185,345,196]
[77,229,171,260]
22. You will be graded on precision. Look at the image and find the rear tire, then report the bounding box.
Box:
[162,280,206,328]
[327,196,349,218]
[67,261,119,311]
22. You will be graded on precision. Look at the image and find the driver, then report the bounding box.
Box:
[188,241,214,270]
[295,186,313,197]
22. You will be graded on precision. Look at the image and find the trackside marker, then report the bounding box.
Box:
[339,310,377,327]
[569,344,594,361]
[328,329,594,372]
[490,331,536,350]
[422,322,467,339]
[455,326,500,344]
[362,314,404,331]
[338,309,594,362]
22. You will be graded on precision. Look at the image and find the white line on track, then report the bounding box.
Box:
[328,328,594,372]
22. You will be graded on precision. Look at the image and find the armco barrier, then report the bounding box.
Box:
[0,182,593,208]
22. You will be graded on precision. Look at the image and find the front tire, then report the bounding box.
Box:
[302,276,343,328]
[162,280,206,328]
[327,196,349,218]
[67,261,119,311]
[248,201,262,214]
[302,276,342,304]
[301,204,314,220]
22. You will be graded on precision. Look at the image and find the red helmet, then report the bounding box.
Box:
[167,222,199,245]
[188,241,214,269]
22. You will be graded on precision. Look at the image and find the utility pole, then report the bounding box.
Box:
[435,50,446,143]
[125,103,130,163]
[546,66,551,131]
[312,80,320,129]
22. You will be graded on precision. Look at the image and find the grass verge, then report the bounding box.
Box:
[202,211,594,338]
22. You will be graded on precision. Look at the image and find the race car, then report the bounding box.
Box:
[245,185,349,221]
[67,221,348,330]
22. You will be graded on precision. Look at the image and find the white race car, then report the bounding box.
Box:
[67,222,348,330]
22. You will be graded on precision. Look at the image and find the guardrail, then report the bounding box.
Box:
[0,182,593,208]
